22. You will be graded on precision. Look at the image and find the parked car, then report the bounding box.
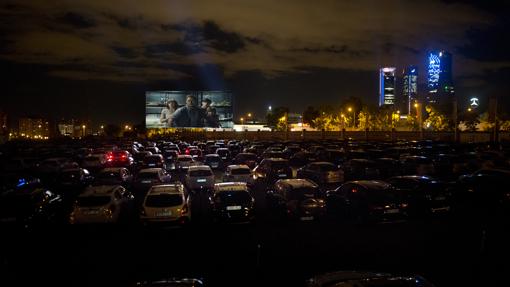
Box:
[105,150,134,168]
[133,168,172,193]
[267,178,326,221]
[56,168,93,192]
[296,161,344,186]
[142,154,167,170]
[174,155,195,171]
[69,185,134,224]
[0,187,63,228]
[387,176,451,217]
[140,184,189,225]
[232,152,258,169]
[401,156,435,176]
[186,165,215,190]
[93,167,133,188]
[307,271,436,287]
[216,148,232,162]
[81,154,107,174]
[343,159,381,181]
[224,165,254,186]
[203,154,223,170]
[253,158,293,185]
[213,182,255,223]
[326,180,408,222]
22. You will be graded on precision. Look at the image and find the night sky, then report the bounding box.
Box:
[1,0,509,128]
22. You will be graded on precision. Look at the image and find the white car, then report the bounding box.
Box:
[82,154,107,172]
[175,155,195,170]
[185,165,215,190]
[140,184,190,225]
[69,185,134,224]
[224,165,254,186]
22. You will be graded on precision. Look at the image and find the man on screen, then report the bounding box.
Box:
[202,98,220,128]
[170,95,206,128]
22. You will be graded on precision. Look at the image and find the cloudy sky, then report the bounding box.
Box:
[1,0,509,127]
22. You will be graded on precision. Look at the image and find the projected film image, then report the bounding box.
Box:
[145,91,233,129]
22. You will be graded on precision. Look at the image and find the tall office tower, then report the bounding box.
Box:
[427,51,454,105]
[379,67,396,107]
[403,66,418,115]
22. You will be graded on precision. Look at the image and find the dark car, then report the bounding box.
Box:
[0,187,64,228]
[326,180,407,222]
[143,154,167,170]
[213,182,255,223]
[93,167,133,188]
[387,176,451,217]
[307,271,435,287]
[162,149,179,162]
[233,152,258,169]
[203,154,223,170]
[297,162,344,186]
[133,168,172,194]
[401,155,435,176]
[216,148,232,162]
[267,178,326,221]
[343,159,381,181]
[456,168,510,215]
[253,158,293,185]
[133,151,153,166]
[56,168,93,192]
[105,150,134,168]
[289,151,316,167]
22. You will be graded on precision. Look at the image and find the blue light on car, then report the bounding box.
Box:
[17,178,27,187]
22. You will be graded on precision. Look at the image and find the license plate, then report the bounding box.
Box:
[211,164,218,167]
[197,178,206,183]
[300,216,314,221]
[435,196,446,201]
[384,209,399,214]
[221,157,227,160]
[278,174,287,177]
[432,206,450,212]
[156,211,172,217]
[226,205,242,211]
[148,164,155,167]
[142,180,152,183]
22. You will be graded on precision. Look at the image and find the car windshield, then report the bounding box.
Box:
[76,196,110,207]
[189,170,212,177]
[144,157,162,163]
[288,187,317,200]
[145,194,183,207]
[137,173,159,180]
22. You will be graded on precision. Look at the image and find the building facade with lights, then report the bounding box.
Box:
[19,117,50,139]
[379,67,396,107]
[427,51,454,105]
[402,66,418,115]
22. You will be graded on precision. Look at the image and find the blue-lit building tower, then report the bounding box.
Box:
[427,51,454,105]
[403,66,418,115]
[379,67,396,107]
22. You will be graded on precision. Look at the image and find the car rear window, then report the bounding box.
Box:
[237,154,257,161]
[145,194,182,207]
[137,172,159,180]
[179,157,192,162]
[231,168,251,175]
[315,164,338,172]
[77,196,110,207]
[270,162,289,170]
[190,170,212,177]
[216,190,251,204]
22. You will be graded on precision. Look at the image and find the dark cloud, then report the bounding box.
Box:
[457,19,510,62]
[202,21,245,53]
[290,45,371,57]
[111,46,138,59]
[57,12,96,29]
[144,42,203,57]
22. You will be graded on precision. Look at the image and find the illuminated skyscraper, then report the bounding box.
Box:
[427,51,454,105]
[379,67,396,106]
[403,66,418,115]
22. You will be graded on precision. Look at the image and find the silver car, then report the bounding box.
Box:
[224,165,254,186]
[185,165,215,190]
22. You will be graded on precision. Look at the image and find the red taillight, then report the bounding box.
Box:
[121,154,127,159]
[181,204,188,215]
[185,149,190,155]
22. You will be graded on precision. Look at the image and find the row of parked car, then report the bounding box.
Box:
[1,138,510,228]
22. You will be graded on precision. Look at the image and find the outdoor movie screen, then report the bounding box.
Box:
[145,91,233,129]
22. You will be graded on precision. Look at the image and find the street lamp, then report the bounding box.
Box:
[240,117,244,125]
[347,107,355,128]
[467,107,472,112]
[82,125,86,137]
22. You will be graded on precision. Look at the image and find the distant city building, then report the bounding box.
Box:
[19,117,50,139]
[379,67,396,106]
[58,120,75,137]
[427,51,454,105]
[402,66,418,115]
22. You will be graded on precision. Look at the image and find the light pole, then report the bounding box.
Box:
[415,103,423,137]
[82,125,86,137]
[247,113,252,123]
[348,107,355,129]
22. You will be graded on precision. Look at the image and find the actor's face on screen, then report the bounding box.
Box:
[186,96,195,107]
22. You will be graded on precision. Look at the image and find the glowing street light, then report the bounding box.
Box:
[467,107,472,112]
[240,117,244,125]
[247,113,252,118]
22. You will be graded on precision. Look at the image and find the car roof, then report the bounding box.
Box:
[309,161,335,166]
[227,164,250,169]
[276,178,318,188]
[81,185,121,196]
[389,175,434,182]
[139,168,163,173]
[264,157,288,162]
[214,182,248,192]
[148,184,184,195]
[177,155,193,159]
[348,180,391,190]
[187,165,212,171]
